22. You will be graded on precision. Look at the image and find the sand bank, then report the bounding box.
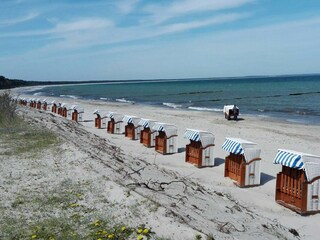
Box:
[8,89,320,239]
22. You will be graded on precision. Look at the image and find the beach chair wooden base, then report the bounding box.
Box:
[155,133,167,154]
[125,124,136,140]
[186,141,202,167]
[72,111,78,122]
[107,120,115,134]
[62,109,67,118]
[225,153,260,188]
[275,166,320,215]
[95,117,101,128]
[52,106,57,113]
[185,141,215,168]
[140,129,150,147]
[155,132,177,155]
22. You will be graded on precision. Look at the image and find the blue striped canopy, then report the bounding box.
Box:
[184,129,201,141]
[107,112,114,118]
[184,129,214,148]
[273,149,304,169]
[154,125,164,132]
[222,138,245,155]
[123,116,133,124]
[139,119,150,128]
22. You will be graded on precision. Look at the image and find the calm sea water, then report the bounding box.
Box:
[30,75,320,125]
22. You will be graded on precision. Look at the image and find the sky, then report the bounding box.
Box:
[1,0,320,81]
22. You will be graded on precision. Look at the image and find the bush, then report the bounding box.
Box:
[0,91,18,127]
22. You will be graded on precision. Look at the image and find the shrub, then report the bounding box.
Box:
[0,91,18,127]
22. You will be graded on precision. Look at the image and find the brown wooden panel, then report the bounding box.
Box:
[125,124,135,140]
[107,120,115,134]
[275,166,310,214]
[155,131,166,154]
[185,141,203,167]
[224,153,246,187]
[141,128,152,147]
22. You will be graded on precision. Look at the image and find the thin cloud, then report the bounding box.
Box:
[144,0,254,24]
[54,18,113,33]
[157,13,250,35]
[0,12,39,27]
[117,0,140,14]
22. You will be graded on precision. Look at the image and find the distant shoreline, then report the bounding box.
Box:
[2,73,320,89]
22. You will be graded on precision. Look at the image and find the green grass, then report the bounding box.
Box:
[1,177,158,239]
[0,127,59,157]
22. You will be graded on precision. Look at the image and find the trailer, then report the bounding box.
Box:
[184,129,215,167]
[224,105,239,120]
[123,115,142,140]
[222,138,261,187]
[152,123,178,154]
[138,119,158,147]
[273,149,320,215]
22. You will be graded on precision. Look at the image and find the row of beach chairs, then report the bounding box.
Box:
[15,97,320,215]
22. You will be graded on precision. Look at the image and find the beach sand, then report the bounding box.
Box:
[4,88,320,239]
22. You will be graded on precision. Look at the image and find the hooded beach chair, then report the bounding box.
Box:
[222,138,261,187]
[71,105,84,122]
[93,109,108,129]
[51,101,57,113]
[123,115,142,140]
[60,103,68,118]
[36,99,41,109]
[138,119,158,147]
[42,99,47,111]
[184,129,215,167]
[107,112,124,134]
[152,123,178,154]
[273,149,320,215]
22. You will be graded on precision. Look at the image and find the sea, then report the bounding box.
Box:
[28,75,320,125]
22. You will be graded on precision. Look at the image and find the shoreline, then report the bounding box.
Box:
[7,87,320,238]
[11,83,320,127]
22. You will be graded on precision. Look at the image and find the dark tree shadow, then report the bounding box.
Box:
[178,147,186,153]
[260,172,276,185]
[83,119,94,122]
[214,157,225,166]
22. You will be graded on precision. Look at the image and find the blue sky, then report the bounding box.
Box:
[1,0,320,81]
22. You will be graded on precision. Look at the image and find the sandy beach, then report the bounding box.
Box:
[2,88,320,239]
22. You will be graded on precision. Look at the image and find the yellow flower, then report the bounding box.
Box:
[97,238,102,240]
[137,229,143,233]
[143,229,149,234]
[102,230,108,234]
[137,235,143,240]
[121,226,126,231]
[108,234,114,239]
[31,235,37,239]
